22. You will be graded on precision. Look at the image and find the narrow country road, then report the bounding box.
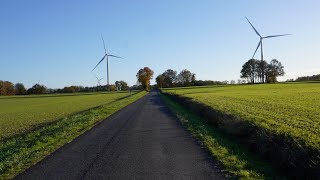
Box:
[16,91,224,180]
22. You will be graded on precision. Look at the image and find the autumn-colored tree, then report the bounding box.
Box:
[0,80,15,96]
[136,67,154,91]
[106,84,117,91]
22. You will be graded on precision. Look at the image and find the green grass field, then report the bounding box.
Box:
[162,83,320,151]
[0,91,147,179]
[161,94,286,179]
[0,92,135,140]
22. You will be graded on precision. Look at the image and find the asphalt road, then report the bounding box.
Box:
[16,91,224,180]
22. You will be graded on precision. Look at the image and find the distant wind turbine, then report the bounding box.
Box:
[92,34,123,86]
[245,16,291,82]
[95,76,103,87]
[95,76,103,91]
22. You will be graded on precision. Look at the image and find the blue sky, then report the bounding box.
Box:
[1,0,320,88]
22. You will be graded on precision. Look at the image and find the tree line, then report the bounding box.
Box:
[135,67,202,90]
[294,74,320,81]
[240,59,285,83]
[1,59,289,96]
[0,80,130,96]
[50,83,128,93]
[0,81,47,96]
[154,59,286,89]
[155,69,228,88]
[155,69,195,88]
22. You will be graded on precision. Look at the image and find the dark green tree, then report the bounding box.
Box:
[266,59,285,83]
[115,81,129,91]
[63,86,80,93]
[177,69,194,87]
[15,83,27,95]
[256,60,268,83]
[156,74,164,88]
[27,84,47,94]
[240,59,257,83]
[115,81,122,91]
[120,81,129,91]
[191,73,196,85]
[162,69,177,88]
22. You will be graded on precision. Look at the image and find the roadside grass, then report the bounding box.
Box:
[0,91,147,179]
[161,94,285,180]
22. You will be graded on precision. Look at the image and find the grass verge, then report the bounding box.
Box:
[0,91,147,179]
[161,94,285,180]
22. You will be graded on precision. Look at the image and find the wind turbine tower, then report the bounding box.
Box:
[92,35,123,86]
[245,17,291,83]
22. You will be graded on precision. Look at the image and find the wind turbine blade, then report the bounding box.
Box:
[101,34,107,54]
[108,54,123,59]
[252,40,261,59]
[263,34,292,38]
[92,54,107,71]
[245,16,261,37]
